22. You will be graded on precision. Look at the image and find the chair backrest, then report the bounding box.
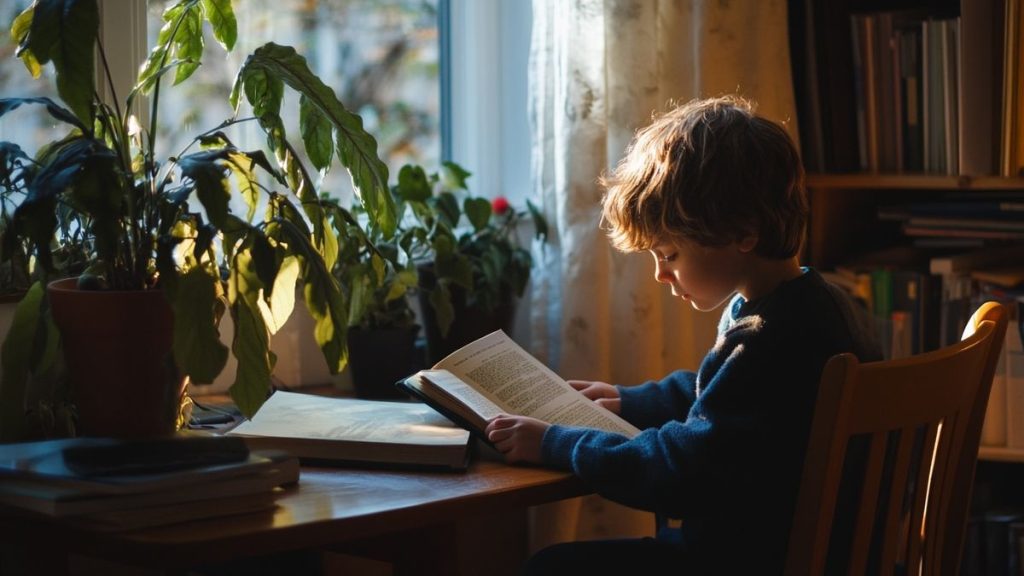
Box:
[785,302,1008,576]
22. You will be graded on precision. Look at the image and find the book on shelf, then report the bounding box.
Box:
[0,436,298,530]
[397,330,641,441]
[227,391,472,470]
[958,0,1000,176]
[833,244,943,358]
[929,244,1024,276]
[797,0,1024,177]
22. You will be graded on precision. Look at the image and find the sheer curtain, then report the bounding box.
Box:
[527,0,799,546]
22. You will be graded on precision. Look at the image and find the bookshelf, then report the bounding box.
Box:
[979,445,1024,463]
[795,0,1024,473]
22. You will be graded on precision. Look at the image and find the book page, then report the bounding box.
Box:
[431,331,640,438]
[229,391,469,446]
[415,370,504,425]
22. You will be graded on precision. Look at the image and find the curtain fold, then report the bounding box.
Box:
[527,0,799,546]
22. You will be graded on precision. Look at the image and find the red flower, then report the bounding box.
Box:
[491,196,511,215]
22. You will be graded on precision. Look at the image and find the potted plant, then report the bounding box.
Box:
[392,162,547,365]
[327,198,420,399]
[0,175,82,441]
[0,0,396,438]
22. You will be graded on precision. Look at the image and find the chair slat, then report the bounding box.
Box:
[848,432,888,575]
[784,302,1008,576]
[878,426,918,575]
[905,423,940,574]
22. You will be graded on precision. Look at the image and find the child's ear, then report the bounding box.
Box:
[737,234,758,253]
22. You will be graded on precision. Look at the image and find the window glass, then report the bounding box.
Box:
[0,1,67,162]
[148,0,441,205]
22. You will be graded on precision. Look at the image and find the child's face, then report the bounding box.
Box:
[649,237,752,312]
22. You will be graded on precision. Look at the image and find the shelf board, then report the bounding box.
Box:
[978,446,1024,463]
[806,173,1024,190]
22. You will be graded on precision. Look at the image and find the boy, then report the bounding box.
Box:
[484,96,881,574]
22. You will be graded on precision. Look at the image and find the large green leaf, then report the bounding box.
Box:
[433,192,460,229]
[271,219,349,374]
[0,282,43,441]
[20,0,59,67]
[229,298,273,418]
[20,0,98,125]
[440,161,471,191]
[137,1,218,91]
[0,97,85,133]
[395,164,431,202]
[249,230,279,297]
[234,43,395,238]
[259,255,299,334]
[178,150,230,229]
[299,94,333,173]
[172,268,229,384]
[225,151,259,222]
[227,242,264,307]
[172,6,203,85]
[136,3,180,91]
[201,0,236,51]
[11,5,39,77]
[464,197,492,232]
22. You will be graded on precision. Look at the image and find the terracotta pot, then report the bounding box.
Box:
[347,324,420,399]
[416,264,516,366]
[47,278,186,438]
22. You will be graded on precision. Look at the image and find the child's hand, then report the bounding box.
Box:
[568,380,622,414]
[484,415,548,464]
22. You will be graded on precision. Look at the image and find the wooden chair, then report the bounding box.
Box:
[785,302,1008,576]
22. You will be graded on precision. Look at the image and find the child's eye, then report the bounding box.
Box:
[659,253,677,263]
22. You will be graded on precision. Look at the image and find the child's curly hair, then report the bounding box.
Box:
[601,95,807,259]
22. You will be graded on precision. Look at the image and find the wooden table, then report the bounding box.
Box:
[2,457,587,575]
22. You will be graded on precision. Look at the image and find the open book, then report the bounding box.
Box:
[397,330,641,440]
[227,391,471,470]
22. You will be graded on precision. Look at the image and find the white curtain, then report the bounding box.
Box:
[527,0,799,547]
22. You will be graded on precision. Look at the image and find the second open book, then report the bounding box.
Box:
[398,330,641,439]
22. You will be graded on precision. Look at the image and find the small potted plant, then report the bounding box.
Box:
[393,162,547,365]
[324,197,419,399]
[0,0,396,438]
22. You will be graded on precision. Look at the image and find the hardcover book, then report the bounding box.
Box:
[397,330,641,440]
[227,391,472,470]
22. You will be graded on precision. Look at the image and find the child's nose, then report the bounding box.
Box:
[654,262,672,284]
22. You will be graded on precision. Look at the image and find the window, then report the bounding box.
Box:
[0,1,66,158]
[446,0,532,203]
[147,0,440,206]
[0,0,531,202]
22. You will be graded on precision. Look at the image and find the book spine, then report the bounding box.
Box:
[1006,302,1024,450]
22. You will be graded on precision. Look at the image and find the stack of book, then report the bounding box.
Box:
[0,435,298,531]
[883,196,1024,242]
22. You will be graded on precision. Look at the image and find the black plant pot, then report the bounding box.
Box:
[347,324,420,400]
[417,263,517,366]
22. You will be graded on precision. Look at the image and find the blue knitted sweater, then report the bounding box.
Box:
[541,269,881,572]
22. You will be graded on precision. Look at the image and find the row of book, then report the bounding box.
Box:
[823,243,1024,356]
[794,0,1024,177]
[879,194,1024,244]
[827,242,1024,454]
